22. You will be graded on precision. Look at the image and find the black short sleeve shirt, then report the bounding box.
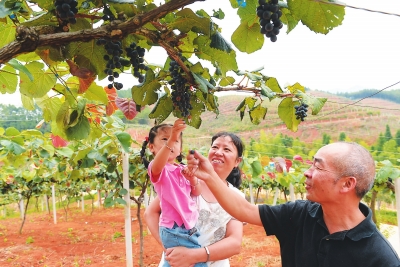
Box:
[258,200,400,267]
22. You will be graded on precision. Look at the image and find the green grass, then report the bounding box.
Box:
[377,209,397,225]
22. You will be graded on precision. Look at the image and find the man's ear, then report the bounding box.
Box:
[340,176,357,193]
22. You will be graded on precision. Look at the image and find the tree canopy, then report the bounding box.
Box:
[0,0,345,141]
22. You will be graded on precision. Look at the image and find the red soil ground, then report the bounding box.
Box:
[0,206,281,267]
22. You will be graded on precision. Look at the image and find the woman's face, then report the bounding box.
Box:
[208,136,241,180]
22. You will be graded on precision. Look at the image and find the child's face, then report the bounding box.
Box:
[149,126,182,162]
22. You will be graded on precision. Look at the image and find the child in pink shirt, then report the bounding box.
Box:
[140,118,206,267]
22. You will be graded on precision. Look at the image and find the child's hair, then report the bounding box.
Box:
[211,132,245,189]
[140,123,183,168]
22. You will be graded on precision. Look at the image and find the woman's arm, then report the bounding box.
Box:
[164,219,243,265]
[143,196,163,247]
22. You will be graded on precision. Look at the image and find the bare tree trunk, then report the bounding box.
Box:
[369,190,378,224]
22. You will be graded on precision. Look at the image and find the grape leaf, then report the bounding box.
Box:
[7,59,34,81]
[84,83,108,104]
[0,140,26,155]
[231,21,264,53]
[66,40,105,80]
[210,31,233,53]
[19,61,56,98]
[131,69,160,106]
[115,97,139,120]
[194,35,238,76]
[295,90,327,115]
[0,17,16,50]
[50,134,68,148]
[278,97,301,132]
[237,0,258,26]
[169,8,210,35]
[192,73,214,93]
[288,0,345,34]
[0,65,18,93]
[219,76,235,86]
[280,7,299,33]
[65,115,91,140]
[249,104,267,125]
[115,131,132,152]
[149,94,173,124]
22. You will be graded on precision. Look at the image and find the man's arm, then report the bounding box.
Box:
[184,150,263,226]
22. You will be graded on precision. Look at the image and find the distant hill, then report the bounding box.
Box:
[127,90,400,148]
[336,89,400,104]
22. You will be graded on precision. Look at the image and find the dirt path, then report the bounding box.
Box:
[0,206,281,267]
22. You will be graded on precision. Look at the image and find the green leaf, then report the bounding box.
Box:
[237,0,258,26]
[0,140,26,155]
[231,21,264,53]
[0,65,18,94]
[194,35,238,76]
[132,69,160,106]
[84,82,108,105]
[249,104,267,125]
[104,197,115,208]
[73,147,91,164]
[278,97,301,132]
[119,188,128,196]
[149,94,173,124]
[210,31,232,53]
[115,132,132,153]
[288,0,345,34]
[287,82,305,94]
[295,90,327,115]
[115,197,127,206]
[280,7,299,33]
[251,159,263,177]
[66,40,105,80]
[65,116,91,141]
[87,150,107,162]
[169,8,210,35]
[56,147,74,158]
[192,73,214,93]
[7,59,33,81]
[4,127,20,136]
[219,76,235,86]
[19,62,56,98]
[0,18,18,46]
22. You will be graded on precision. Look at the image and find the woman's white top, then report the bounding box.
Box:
[158,183,245,267]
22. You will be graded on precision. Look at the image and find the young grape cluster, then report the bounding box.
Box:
[96,39,148,90]
[168,58,192,118]
[54,0,78,25]
[295,103,308,121]
[126,42,148,83]
[256,0,282,42]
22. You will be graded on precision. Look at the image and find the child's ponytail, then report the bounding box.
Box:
[140,137,150,169]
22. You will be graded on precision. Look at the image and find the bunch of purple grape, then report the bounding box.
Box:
[256,0,282,42]
[54,0,78,25]
[168,59,192,118]
[295,103,308,121]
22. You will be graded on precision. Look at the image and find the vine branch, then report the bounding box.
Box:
[0,0,204,64]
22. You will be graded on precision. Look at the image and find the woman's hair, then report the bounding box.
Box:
[140,123,183,169]
[211,132,245,189]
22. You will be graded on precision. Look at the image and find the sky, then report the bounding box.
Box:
[1,0,400,106]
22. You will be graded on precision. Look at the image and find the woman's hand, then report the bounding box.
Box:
[183,150,215,182]
[165,246,202,267]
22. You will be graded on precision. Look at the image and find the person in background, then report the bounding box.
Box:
[145,132,246,267]
[184,141,400,267]
[140,118,205,267]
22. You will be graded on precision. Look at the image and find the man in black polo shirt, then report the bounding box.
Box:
[185,141,400,266]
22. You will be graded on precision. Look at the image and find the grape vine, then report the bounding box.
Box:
[257,0,283,42]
